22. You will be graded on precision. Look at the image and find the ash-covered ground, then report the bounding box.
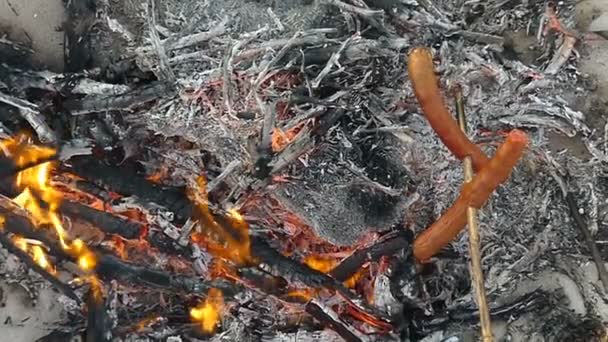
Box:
[2,0,608,341]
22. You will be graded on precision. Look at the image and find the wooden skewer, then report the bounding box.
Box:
[454,86,493,342]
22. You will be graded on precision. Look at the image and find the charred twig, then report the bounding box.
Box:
[312,35,355,88]
[162,19,228,52]
[330,230,412,282]
[565,192,608,291]
[0,91,57,143]
[320,0,384,22]
[454,86,492,341]
[306,300,369,342]
[0,64,131,96]
[0,229,80,303]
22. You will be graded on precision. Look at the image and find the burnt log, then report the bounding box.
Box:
[60,201,142,239]
[94,254,235,295]
[64,156,192,222]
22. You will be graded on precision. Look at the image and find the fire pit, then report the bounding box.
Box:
[1,0,607,341]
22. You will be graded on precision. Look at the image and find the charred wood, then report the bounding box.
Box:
[64,156,192,222]
[85,285,111,342]
[60,201,143,239]
[94,254,236,295]
[252,236,345,291]
[330,230,412,282]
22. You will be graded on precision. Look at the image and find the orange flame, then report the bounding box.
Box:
[304,255,337,273]
[285,289,316,303]
[3,136,96,273]
[188,176,252,266]
[190,288,224,334]
[11,236,56,274]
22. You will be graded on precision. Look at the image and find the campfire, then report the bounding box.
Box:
[1,0,607,341]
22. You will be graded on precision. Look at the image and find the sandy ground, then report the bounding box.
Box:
[0,0,65,71]
[0,0,608,341]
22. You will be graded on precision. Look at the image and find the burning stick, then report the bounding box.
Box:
[453,86,492,341]
[413,130,528,261]
[0,225,80,303]
[85,278,110,342]
[407,48,490,171]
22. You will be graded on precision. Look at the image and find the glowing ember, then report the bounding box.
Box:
[271,124,303,152]
[190,288,224,334]
[285,289,316,302]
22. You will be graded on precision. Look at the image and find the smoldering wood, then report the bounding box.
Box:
[59,201,143,239]
[93,254,236,295]
[330,230,412,282]
[64,156,192,222]
[0,200,71,260]
[251,235,393,327]
[85,287,111,342]
[252,236,346,291]
[0,194,232,297]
